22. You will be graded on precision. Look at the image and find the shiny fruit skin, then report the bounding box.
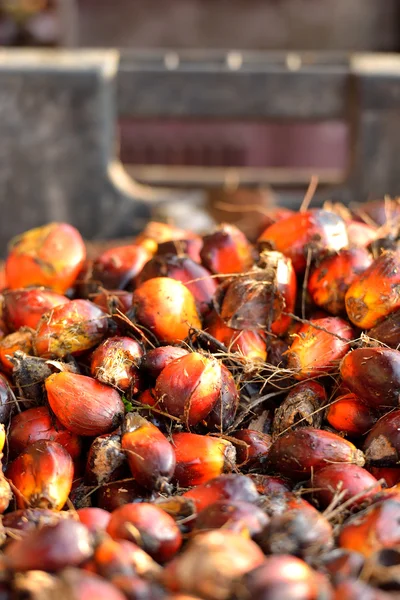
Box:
[345,250,400,329]
[93,537,161,580]
[92,289,133,315]
[194,499,269,537]
[205,311,267,363]
[258,209,348,273]
[3,288,69,331]
[369,309,400,348]
[308,248,373,315]
[364,409,400,466]
[34,299,108,358]
[0,329,33,373]
[45,372,124,436]
[141,346,189,379]
[77,507,111,533]
[248,474,291,495]
[96,479,149,512]
[232,429,272,469]
[310,463,381,508]
[7,440,74,510]
[339,497,400,557]
[135,221,199,256]
[173,433,236,487]
[183,474,259,512]
[132,277,201,344]
[268,427,365,479]
[154,352,221,426]
[369,467,400,488]
[122,413,176,491]
[8,405,81,459]
[286,317,354,380]
[206,362,239,432]
[326,393,377,436]
[107,502,182,562]
[156,237,203,263]
[200,223,254,275]
[5,222,86,293]
[340,347,400,410]
[90,336,143,392]
[4,519,92,572]
[136,254,217,316]
[92,244,150,290]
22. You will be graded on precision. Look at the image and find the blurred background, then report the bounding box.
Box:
[0,0,399,242]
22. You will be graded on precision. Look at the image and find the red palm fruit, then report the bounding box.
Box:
[340,347,400,410]
[232,429,272,469]
[308,248,373,315]
[92,289,133,315]
[214,251,296,334]
[107,503,182,562]
[235,556,323,600]
[310,464,381,509]
[364,410,400,467]
[96,479,149,512]
[259,505,333,558]
[157,237,203,263]
[339,496,400,557]
[34,299,108,358]
[2,508,75,535]
[121,413,176,492]
[259,492,317,518]
[286,317,353,380]
[163,531,264,600]
[0,329,33,373]
[183,474,259,512]
[92,244,151,290]
[205,311,267,363]
[272,381,326,439]
[369,310,400,348]
[194,500,269,537]
[136,254,217,316]
[268,427,365,479]
[173,433,236,487]
[8,406,81,459]
[369,468,400,488]
[0,373,17,424]
[84,433,126,487]
[135,221,199,256]
[248,474,291,495]
[141,346,189,379]
[200,223,254,275]
[3,288,69,331]
[131,277,201,344]
[90,336,143,393]
[93,538,161,580]
[326,393,377,436]
[77,507,111,533]
[206,364,240,432]
[154,353,221,426]
[45,372,124,436]
[7,440,74,510]
[345,250,400,329]
[4,520,92,572]
[59,569,126,600]
[136,388,157,408]
[258,209,348,273]
[5,223,86,293]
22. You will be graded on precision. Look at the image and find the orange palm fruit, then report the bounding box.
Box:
[131,277,201,344]
[92,244,151,290]
[268,427,365,479]
[308,248,373,315]
[135,254,217,316]
[5,222,86,293]
[345,250,400,329]
[0,329,33,373]
[286,317,354,380]
[183,474,259,512]
[121,413,176,492]
[45,372,124,436]
[3,288,69,331]
[205,311,267,363]
[135,221,199,256]
[34,299,108,358]
[258,209,348,273]
[90,336,143,393]
[340,347,400,410]
[173,433,236,487]
[200,223,254,275]
[326,393,377,436]
[7,440,74,510]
